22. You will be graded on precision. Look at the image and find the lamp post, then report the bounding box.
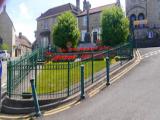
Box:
[84,1,91,43]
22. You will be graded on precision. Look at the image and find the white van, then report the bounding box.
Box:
[0,50,10,60]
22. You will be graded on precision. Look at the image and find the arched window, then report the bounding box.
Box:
[0,37,3,45]
[130,14,136,29]
[138,13,145,20]
[138,13,145,28]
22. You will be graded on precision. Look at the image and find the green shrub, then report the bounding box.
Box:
[52,12,80,49]
[101,6,129,47]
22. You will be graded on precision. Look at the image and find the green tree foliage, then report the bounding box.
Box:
[101,6,129,46]
[0,43,9,50]
[52,12,80,49]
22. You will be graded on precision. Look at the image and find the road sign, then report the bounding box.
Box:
[134,19,148,26]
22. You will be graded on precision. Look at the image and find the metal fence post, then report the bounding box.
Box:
[30,79,41,117]
[67,61,70,97]
[0,60,2,106]
[35,54,37,88]
[106,57,110,86]
[80,65,85,99]
[8,61,12,98]
[129,38,133,60]
[91,53,94,83]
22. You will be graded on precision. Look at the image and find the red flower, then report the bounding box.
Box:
[51,55,77,62]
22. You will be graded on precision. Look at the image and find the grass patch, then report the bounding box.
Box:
[32,59,116,94]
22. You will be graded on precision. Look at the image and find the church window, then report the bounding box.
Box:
[138,13,145,20]
[130,14,136,29]
[138,13,145,28]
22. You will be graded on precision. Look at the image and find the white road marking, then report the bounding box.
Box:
[145,56,149,58]
[2,83,6,87]
[141,49,160,59]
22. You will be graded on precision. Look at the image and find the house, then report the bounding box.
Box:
[35,2,81,48]
[0,5,16,57]
[126,0,160,40]
[15,32,32,57]
[78,1,120,44]
[35,0,121,48]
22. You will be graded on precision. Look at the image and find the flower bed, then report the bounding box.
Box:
[51,55,77,62]
[59,46,112,53]
[81,54,92,60]
[44,46,112,62]
[44,51,53,60]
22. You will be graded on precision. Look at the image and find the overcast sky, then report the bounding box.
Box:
[5,0,125,43]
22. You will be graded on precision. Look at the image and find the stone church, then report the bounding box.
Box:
[126,0,160,40]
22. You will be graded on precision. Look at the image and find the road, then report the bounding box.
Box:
[36,47,160,120]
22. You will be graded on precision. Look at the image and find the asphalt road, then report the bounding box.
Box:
[42,47,160,120]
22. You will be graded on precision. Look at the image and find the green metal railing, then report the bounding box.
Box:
[7,43,132,99]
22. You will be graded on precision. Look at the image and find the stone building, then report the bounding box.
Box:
[0,6,16,57]
[35,0,121,48]
[35,3,80,48]
[126,0,160,40]
[78,1,120,43]
[15,32,32,57]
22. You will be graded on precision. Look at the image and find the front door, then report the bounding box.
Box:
[93,32,97,43]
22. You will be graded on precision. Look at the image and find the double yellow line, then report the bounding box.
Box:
[88,49,142,98]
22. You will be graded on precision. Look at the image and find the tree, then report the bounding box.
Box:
[0,43,9,50]
[101,6,129,46]
[52,12,80,49]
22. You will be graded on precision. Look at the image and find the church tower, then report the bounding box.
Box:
[126,0,160,27]
[116,0,121,7]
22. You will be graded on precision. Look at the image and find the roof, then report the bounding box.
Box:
[0,6,16,31]
[37,3,80,20]
[78,3,116,17]
[16,36,32,48]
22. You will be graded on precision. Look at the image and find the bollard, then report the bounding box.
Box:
[106,57,110,86]
[80,65,85,99]
[30,79,41,117]
[91,53,94,83]
[120,57,123,66]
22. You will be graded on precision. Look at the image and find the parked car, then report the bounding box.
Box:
[0,50,10,60]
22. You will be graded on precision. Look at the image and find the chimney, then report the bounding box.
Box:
[19,32,22,39]
[76,0,80,11]
[83,0,87,11]
[3,4,6,12]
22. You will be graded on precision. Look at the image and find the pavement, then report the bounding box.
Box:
[39,47,160,120]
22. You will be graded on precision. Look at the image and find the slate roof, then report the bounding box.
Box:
[37,3,80,20]
[78,3,116,17]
